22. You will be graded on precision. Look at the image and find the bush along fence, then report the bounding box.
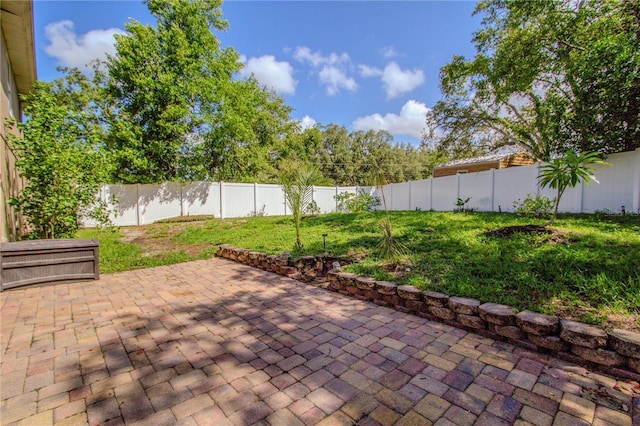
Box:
[216,245,640,381]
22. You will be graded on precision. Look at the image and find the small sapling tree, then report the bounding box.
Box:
[538,151,608,225]
[280,165,321,249]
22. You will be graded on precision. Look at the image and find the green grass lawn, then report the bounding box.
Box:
[79,211,640,329]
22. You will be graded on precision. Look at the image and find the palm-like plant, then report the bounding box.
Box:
[372,162,407,263]
[281,166,320,249]
[538,151,608,225]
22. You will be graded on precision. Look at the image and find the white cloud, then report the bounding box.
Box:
[352,100,430,138]
[382,46,398,58]
[319,66,357,96]
[381,62,425,99]
[293,46,356,95]
[240,55,297,95]
[44,20,124,71]
[359,62,425,98]
[358,64,382,78]
[299,115,317,130]
[293,46,350,66]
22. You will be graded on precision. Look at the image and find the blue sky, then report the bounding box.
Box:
[33,0,481,145]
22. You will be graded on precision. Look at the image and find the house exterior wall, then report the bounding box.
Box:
[1,1,36,242]
[1,28,25,242]
[498,153,535,168]
[433,160,502,178]
[433,153,535,178]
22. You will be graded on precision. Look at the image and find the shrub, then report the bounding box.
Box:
[454,197,472,212]
[513,194,554,218]
[304,200,321,216]
[335,191,381,212]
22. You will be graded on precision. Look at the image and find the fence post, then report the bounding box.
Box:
[219,181,225,219]
[180,183,184,217]
[282,184,287,215]
[408,181,412,210]
[633,149,640,213]
[253,183,258,216]
[491,168,495,212]
[136,184,141,226]
[429,178,433,211]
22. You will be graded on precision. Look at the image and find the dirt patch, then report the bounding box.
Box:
[483,224,568,243]
[120,225,213,258]
[549,305,640,333]
[382,262,414,279]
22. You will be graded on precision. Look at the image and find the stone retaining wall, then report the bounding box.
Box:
[216,245,640,380]
[216,245,344,282]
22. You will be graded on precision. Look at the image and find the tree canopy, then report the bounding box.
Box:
[97,0,295,184]
[427,0,640,160]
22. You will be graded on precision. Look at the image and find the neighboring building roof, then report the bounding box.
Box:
[1,0,37,95]
[435,152,526,168]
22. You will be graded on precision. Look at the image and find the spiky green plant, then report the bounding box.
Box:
[372,162,407,263]
[280,165,321,249]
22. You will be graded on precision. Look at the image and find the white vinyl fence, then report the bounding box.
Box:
[91,182,363,226]
[87,149,639,227]
[371,149,640,214]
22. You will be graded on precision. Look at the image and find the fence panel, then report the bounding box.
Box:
[431,175,458,211]
[256,184,286,216]
[539,184,583,213]
[138,183,182,224]
[459,172,493,211]
[313,186,337,213]
[390,182,411,211]
[223,183,255,218]
[105,184,139,226]
[581,150,640,213]
[493,165,539,212]
[182,182,220,217]
[409,179,431,211]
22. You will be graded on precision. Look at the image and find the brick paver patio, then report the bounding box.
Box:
[1,258,637,425]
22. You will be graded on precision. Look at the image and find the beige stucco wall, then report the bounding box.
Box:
[1,19,27,242]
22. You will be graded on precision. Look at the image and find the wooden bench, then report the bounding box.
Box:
[0,239,99,291]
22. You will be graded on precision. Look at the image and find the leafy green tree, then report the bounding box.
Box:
[7,77,111,239]
[313,124,358,185]
[428,0,640,160]
[280,126,324,170]
[538,151,608,224]
[312,126,436,186]
[104,0,292,183]
[201,78,295,182]
[280,166,321,249]
[104,0,237,183]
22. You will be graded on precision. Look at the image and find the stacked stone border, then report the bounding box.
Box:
[216,245,640,382]
[216,245,344,283]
